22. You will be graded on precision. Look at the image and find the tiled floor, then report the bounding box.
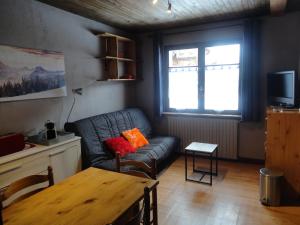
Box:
[156,156,300,225]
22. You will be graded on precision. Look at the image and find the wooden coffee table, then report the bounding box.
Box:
[185,142,218,185]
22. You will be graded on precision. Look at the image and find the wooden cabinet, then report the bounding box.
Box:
[0,150,50,188]
[265,110,300,200]
[98,32,136,81]
[48,139,81,183]
[0,137,81,189]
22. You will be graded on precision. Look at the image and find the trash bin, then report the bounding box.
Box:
[259,168,283,206]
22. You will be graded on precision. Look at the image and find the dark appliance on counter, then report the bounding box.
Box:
[45,120,57,140]
[0,133,25,157]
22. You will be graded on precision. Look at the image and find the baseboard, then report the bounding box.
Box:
[180,152,265,165]
[237,157,265,165]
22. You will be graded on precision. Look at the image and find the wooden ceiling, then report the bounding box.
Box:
[38,0,300,31]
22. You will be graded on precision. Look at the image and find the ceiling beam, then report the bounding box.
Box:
[270,0,288,15]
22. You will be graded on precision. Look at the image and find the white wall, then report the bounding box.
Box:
[0,0,136,135]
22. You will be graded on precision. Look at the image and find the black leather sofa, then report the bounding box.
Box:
[65,108,180,172]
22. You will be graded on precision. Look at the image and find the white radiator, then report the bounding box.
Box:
[168,116,239,159]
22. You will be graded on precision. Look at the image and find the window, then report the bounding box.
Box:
[166,43,241,114]
[168,48,198,109]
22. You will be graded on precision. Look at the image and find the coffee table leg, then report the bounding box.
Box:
[216,148,218,176]
[210,153,212,185]
[192,151,195,171]
[185,150,187,181]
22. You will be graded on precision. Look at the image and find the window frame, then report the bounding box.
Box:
[163,39,242,115]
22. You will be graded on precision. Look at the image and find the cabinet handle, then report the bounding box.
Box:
[49,149,66,157]
[0,163,22,175]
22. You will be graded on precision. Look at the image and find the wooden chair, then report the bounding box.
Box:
[116,153,156,180]
[107,187,148,225]
[0,166,54,210]
[116,153,158,225]
[123,196,145,225]
[0,205,3,225]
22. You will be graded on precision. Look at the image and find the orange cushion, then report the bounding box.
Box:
[122,128,149,149]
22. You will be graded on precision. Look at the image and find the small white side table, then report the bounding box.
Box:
[185,142,218,185]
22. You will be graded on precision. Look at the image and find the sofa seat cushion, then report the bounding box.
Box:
[123,136,178,165]
[92,136,179,172]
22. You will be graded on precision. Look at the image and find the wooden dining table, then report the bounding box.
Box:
[2,167,158,225]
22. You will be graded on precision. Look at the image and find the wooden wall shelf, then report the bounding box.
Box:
[97,79,136,82]
[97,32,136,81]
[100,56,135,62]
[97,32,132,42]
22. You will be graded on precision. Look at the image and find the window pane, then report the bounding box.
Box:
[204,65,239,111]
[169,48,198,67]
[169,67,198,109]
[205,44,240,65]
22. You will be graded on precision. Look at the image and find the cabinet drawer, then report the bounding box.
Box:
[0,151,50,188]
[48,140,80,156]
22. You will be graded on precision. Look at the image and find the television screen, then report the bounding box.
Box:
[267,70,297,107]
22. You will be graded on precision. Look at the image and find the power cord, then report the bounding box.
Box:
[66,94,76,123]
[66,88,82,123]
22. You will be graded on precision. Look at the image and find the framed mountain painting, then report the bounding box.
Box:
[0,45,66,102]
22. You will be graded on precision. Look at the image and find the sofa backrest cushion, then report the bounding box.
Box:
[64,108,152,168]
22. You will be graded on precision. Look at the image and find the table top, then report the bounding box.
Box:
[3,167,158,225]
[185,142,218,153]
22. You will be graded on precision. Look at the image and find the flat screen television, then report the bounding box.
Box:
[267,70,298,108]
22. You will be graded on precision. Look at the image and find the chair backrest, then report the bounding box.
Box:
[116,153,157,180]
[0,166,54,209]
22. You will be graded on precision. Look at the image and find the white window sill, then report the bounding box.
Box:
[162,112,241,120]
